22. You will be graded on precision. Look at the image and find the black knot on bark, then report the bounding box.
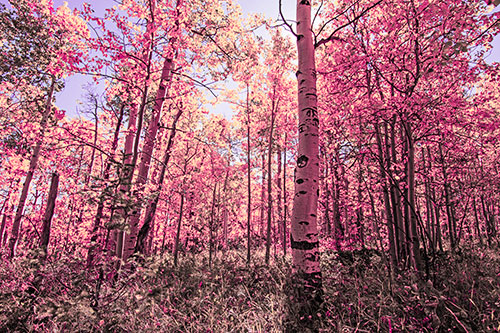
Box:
[297,155,309,168]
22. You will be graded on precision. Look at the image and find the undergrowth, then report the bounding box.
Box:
[0,245,499,332]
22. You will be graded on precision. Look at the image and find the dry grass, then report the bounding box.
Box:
[0,244,499,332]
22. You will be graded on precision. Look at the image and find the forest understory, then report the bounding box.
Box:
[1,242,499,332]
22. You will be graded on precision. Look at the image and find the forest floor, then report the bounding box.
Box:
[1,244,499,332]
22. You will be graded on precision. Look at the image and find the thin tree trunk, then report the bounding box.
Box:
[434,192,443,252]
[173,192,185,267]
[246,84,252,265]
[480,195,493,245]
[40,172,59,259]
[473,196,483,246]
[277,145,283,247]
[260,152,266,240]
[390,117,404,262]
[323,153,331,237]
[87,103,99,181]
[401,125,412,267]
[283,133,287,257]
[422,147,434,252]
[439,143,456,249]
[9,78,56,259]
[356,116,365,248]
[86,104,125,268]
[375,121,397,269]
[0,181,15,249]
[209,183,217,269]
[222,168,230,251]
[333,149,345,250]
[0,207,9,249]
[265,99,276,265]
[404,120,422,272]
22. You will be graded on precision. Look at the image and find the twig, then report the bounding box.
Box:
[279,0,298,38]
[444,305,469,333]
[315,0,383,49]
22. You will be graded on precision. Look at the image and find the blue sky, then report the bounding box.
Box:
[1,0,499,119]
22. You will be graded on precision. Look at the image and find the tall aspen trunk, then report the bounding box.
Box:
[88,104,99,180]
[356,117,365,247]
[0,204,13,248]
[0,210,7,249]
[375,122,397,269]
[87,105,125,268]
[115,103,139,261]
[277,146,283,246]
[9,78,56,259]
[439,143,456,249]
[406,121,422,272]
[323,154,332,236]
[40,172,59,259]
[221,162,230,252]
[123,54,176,261]
[473,196,483,246]
[173,192,185,267]
[0,181,15,250]
[434,192,443,252]
[260,153,266,240]
[356,155,365,247]
[333,149,344,250]
[115,1,157,260]
[422,147,434,252]
[135,108,182,255]
[427,147,442,252]
[390,118,404,261]
[265,101,276,265]
[123,0,183,259]
[480,195,493,245]
[401,125,412,266]
[283,134,287,257]
[246,84,252,264]
[290,0,323,319]
[209,183,217,269]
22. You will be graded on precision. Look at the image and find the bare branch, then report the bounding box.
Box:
[315,0,383,49]
[279,0,298,38]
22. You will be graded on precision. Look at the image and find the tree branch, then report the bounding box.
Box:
[279,0,298,38]
[315,0,383,49]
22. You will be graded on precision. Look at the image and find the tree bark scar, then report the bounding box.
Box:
[300,0,311,5]
[304,251,319,262]
[303,107,318,117]
[297,178,304,184]
[306,233,317,239]
[291,234,319,250]
[297,155,309,168]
